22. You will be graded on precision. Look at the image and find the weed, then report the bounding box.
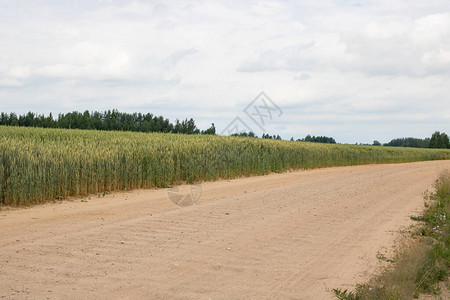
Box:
[334,171,450,299]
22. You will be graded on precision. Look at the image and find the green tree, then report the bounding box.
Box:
[80,110,91,130]
[385,137,430,148]
[429,131,450,149]
[231,131,257,138]
[0,110,215,135]
[299,134,336,144]
[202,123,216,135]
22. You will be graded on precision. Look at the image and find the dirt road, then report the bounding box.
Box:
[1,161,449,299]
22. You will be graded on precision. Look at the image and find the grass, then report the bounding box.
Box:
[334,171,450,299]
[1,126,450,206]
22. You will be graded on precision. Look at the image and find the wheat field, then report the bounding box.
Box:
[1,126,449,205]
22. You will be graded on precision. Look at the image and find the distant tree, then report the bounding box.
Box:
[0,110,215,135]
[90,111,104,130]
[80,110,91,130]
[373,140,381,146]
[299,134,336,144]
[384,137,430,148]
[0,112,8,125]
[20,112,36,127]
[201,123,216,135]
[175,118,199,134]
[42,113,55,128]
[429,131,450,149]
[261,133,282,140]
[9,113,19,126]
[231,131,257,138]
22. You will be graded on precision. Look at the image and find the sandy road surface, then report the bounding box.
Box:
[1,161,449,299]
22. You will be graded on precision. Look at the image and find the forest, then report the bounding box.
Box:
[0,110,216,135]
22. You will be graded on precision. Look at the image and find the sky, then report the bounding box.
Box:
[0,0,449,144]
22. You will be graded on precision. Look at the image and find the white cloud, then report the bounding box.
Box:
[0,0,449,143]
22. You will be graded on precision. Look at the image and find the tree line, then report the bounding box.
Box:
[383,137,430,148]
[0,110,216,135]
[298,135,336,144]
[381,131,449,149]
[232,132,336,144]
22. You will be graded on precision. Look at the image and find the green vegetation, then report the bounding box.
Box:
[0,110,216,135]
[232,132,335,143]
[1,126,450,206]
[298,134,336,144]
[262,133,282,140]
[334,171,450,299]
[231,131,258,138]
[429,131,450,149]
[384,137,430,148]
[384,131,449,149]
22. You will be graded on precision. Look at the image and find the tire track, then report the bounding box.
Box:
[0,161,448,299]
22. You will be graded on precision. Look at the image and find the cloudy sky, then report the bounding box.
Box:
[0,0,449,143]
